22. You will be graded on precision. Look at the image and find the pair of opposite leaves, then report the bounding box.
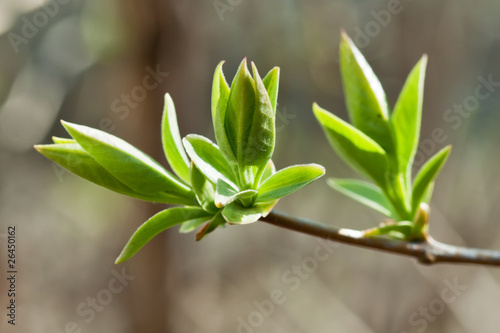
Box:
[35,33,450,263]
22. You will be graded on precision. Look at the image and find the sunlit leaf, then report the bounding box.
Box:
[115,207,213,263]
[225,59,275,170]
[259,159,276,185]
[256,164,325,203]
[161,93,190,184]
[52,137,76,144]
[214,178,257,208]
[179,214,215,234]
[391,56,428,189]
[36,143,134,195]
[422,181,434,204]
[313,103,389,187]
[190,162,218,214]
[35,143,184,204]
[327,178,395,217]
[364,221,413,239]
[61,121,194,204]
[222,200,277,224]
[412,145,451,214]
[340,31,393,153]
[196,211,226,241]
[183,134,237,188]
[211,61,235,165]
[262,67,280,114]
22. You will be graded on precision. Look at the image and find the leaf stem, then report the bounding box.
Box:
[260,211,500,267]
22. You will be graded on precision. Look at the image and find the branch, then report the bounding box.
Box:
[260,211,500,267]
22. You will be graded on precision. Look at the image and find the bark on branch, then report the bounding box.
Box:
[260,211,500,267]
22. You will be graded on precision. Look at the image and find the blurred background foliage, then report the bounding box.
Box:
[1,0,500,332]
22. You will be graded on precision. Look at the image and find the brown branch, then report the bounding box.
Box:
[260,211,500,267]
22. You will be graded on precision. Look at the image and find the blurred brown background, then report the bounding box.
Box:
[1,0,500,332]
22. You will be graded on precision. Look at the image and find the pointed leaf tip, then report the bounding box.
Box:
[60,120,194,204]
[339,33,393,152]
[211,60,233,164]
[411,145,451,214]
[391,54,428,182]
[161,93,191,184]
[256,164,325,203]
[225,59,274,171]
[115,207,212,263]
[262,67,280,115]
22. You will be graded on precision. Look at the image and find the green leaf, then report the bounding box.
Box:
[190,162,218,214]
[179,211,216,233]
[422,181,435,204]
[224,58,255,164]
[327,178,395,217]
[52,137,76,144]
[212,61,231,121]
[364,221,413,239]
[36,143,135,195]
[183,134,237,188]
[222,200,277,224]
[340,31,393,152]
[196,211,226,241]
[260,159,276,185]
[161,93,191,184]
[412,145,451,214]
[211,61,234,166]
[225,59,275,169]
[214,178,257,208]
[61,121,195,204]
[391,56,428,186]
[35,143,184,204]
[313,103,389,187]
[256,164,325,203]
[115,207,212,263]
[214,178,238,207]
[262,67,280,114]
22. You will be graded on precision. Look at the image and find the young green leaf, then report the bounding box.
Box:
[391,56,428,185]
[255,164,325,203]
[313,103,389,187]
[183,134,237,188]
[190,162,218,214]
[161,93,191,184]
[327,178,395,217]
[212,61,230,121]
[224,59,275,169]
[115,207,213,263]
[222,200,277,224]
[61,121,195,204]
[35,143,136,195]
[214,178,237,207]
[248,62,275,167]
[52,137,76,144]
[35,143,185,204]
[379,171,411,220]
[259,159,276,185]
[214,178,257,208]
[412,145,451,214]
[262,67,280,114]
[211,61,235,165]
[340,31,393,153]
[364,221,413,239]
[224,58,255,165]
[421,181,435,204]
[196,211,226,241]
[179,216,214,234]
